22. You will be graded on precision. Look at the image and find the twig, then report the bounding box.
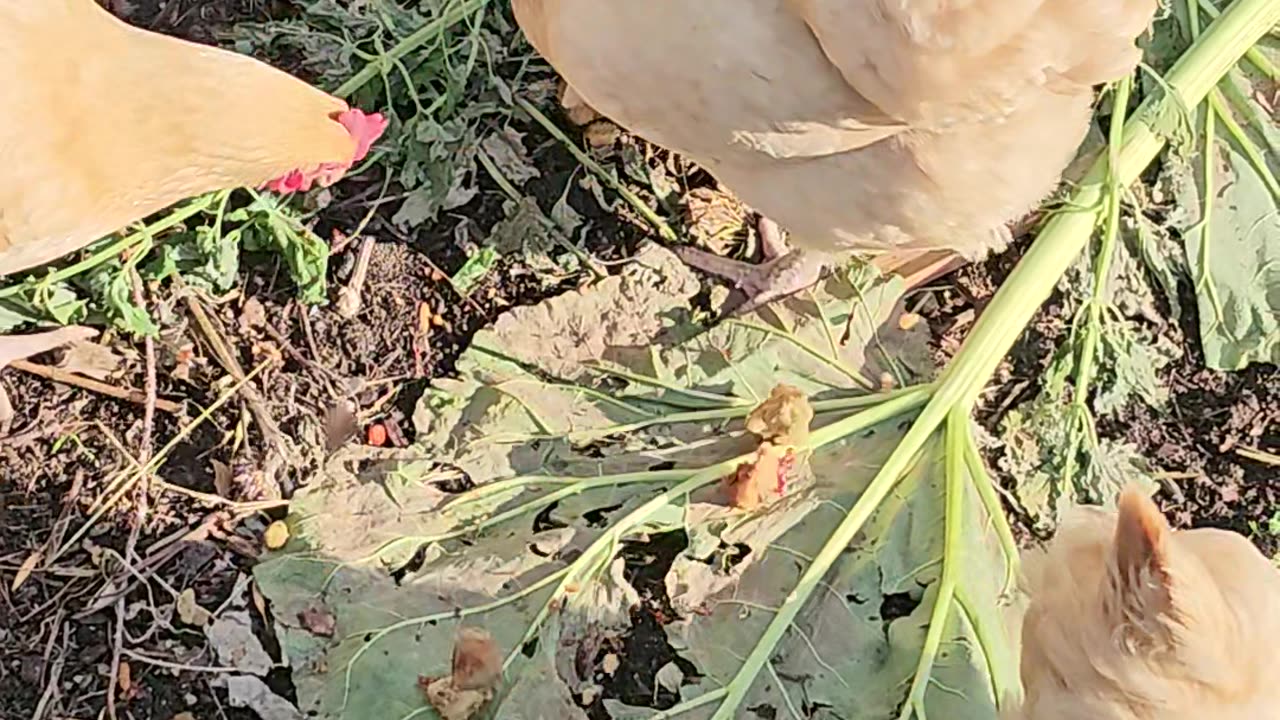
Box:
[30,624,68,720]
[184,293,292,497]
[336,236,377,318]
[1236,446,1280,467]
[8,360,181,414]
[129,268,157,460]
[122,649,240,674]
[108,267,156,720]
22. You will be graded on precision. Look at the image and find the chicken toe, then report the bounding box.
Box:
[675,243,828,316]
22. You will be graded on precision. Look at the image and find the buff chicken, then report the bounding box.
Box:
[0,0,386,363]
[514,0,1158,311]
[1016,486,1280,718]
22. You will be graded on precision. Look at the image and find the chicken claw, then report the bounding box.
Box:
[675,217,828,315]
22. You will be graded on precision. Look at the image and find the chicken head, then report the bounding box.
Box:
[1016,486,1280,719]
[0,0,388,278]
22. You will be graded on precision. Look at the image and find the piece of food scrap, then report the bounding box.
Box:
[725,384,813,510]
[419,626,503,720]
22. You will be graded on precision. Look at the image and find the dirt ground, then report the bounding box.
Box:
[2,3,1276,720]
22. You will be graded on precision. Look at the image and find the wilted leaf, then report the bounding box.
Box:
[224,675,302,720]
[0,327,98,369]
[56,339,123,380]
[255,249,1009,720]
[176,588,213,627]
[298,606,337,638]
[207,610,273,675]
[480,128,540,187]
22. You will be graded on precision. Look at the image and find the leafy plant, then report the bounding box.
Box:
[252,0,1280,718]
[257,247,1018,719]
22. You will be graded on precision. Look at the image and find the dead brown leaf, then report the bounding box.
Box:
[56,339,123,380]
[452,627,502,691]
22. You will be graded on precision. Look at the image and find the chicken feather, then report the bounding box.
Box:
[0,0,385,369]
[1016,487,1280,719]
[514,0,1156,262]
[0,0,383,276]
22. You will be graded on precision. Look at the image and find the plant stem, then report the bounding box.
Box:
[332,0,490,99]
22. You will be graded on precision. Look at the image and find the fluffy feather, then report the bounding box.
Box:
[1015,487,1280,719]
[0,0,386,277]
[513,0,1156,259]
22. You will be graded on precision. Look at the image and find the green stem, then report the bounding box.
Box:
[897,410,967,720]
[515,97,680,243]
[332,0,490,99]
[706,0,1280,714]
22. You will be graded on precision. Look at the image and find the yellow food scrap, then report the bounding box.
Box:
[263,520,290,550]
[745,384,813,446]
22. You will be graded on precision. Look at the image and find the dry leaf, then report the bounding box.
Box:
[0,384,14,437]
[297,606,336,638]
[0,327,98,369]
[171,713,196,720]
[251,582,268,623]
[452,627,502,691]
[239,297,268,332]
[211,460,234,499]
[323,400,358,452]
[723,443,795,510]
[12,550,42,591]
[176,588,213,627]
[582,121,620,149]
[117,660,132,694]
[224,675,302,720]
[601,654,620,676]
[654,662,684,694]
[206,610,273,675]
[420,676,491,720]
[57,340,123,380]
[558,81,601,126]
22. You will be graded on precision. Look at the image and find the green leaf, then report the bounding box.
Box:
[1158,29,1279,370]
[254,246,1011,720]
[235,194,330,305]
[665,437,1011,719]
[451,247,501,296]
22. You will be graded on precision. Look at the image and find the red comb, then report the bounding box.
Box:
[263,109,388,194]
[336,109,389,163]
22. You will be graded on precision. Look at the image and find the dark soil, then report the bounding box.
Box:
[922,238,1280,557]
[3,4,1276,720]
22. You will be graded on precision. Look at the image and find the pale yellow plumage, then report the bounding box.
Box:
[513,0,1156,258]
[1015,487,1280,719]
[0,0,356,277]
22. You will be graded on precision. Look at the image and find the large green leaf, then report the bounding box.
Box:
[1152,16,1279,370]
[255,246,1013,720]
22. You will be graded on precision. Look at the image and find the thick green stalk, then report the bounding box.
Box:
[707,0,1280,715]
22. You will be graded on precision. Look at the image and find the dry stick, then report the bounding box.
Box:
[184,293,292,497]
[335,236,377,318]
[8,360,182,414]
[108,268,157,720]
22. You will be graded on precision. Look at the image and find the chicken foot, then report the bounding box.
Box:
[675,217,828,315]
